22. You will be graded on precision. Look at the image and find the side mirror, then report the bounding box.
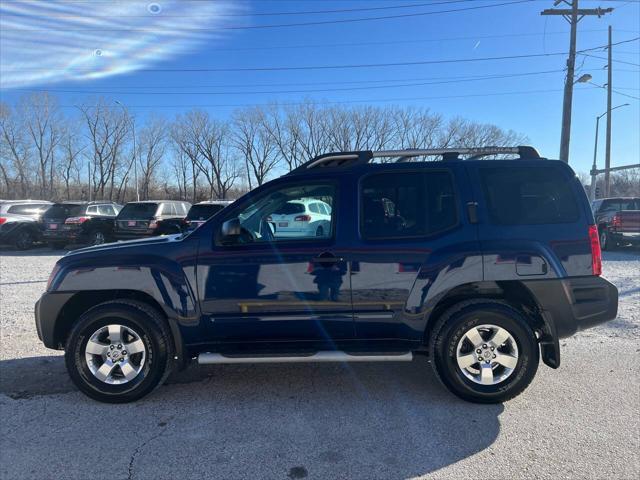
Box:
[221,218,241,239]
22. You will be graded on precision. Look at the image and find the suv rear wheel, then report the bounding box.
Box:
[64,300,173,403]
[89,230,106,245]
[429,300,539,403]
[14,230,34,250]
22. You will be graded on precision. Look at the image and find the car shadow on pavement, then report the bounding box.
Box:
[1,354,503,479]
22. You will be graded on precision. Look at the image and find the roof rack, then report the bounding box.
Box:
[289,145,542,173]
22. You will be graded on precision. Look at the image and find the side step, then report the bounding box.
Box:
[197,351,413,365]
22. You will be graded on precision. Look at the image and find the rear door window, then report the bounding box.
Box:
[360,170,457,239]
[480,166,579,224]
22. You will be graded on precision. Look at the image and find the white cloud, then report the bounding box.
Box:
[0,0,244,88]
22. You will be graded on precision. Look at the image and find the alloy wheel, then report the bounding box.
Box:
[84,324,146,385]
[455,324,519,385]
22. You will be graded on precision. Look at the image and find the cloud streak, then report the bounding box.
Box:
[0,0,244,89]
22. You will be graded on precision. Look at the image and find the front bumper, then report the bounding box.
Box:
[35,292,74,349]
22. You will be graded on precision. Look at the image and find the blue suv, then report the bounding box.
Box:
[35,146,618,403]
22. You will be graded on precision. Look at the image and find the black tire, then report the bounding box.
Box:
[600,229,618,251]
[88,230,107,246]
[429,300,539,404]
[14,230,34,250]
[64,300,174,403]
[315,226,324,237]
[48,241,66,250]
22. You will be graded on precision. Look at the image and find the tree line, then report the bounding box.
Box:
[2,93,636,203]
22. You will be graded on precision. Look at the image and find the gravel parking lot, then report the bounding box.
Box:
[1,248,638,480]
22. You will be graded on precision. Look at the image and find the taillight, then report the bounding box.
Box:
[65,216,90,224]
[611,214,621,228]
[588,225,602,276]
[0,217,6,225]
[294,215,311,222]
[46,264,61,291]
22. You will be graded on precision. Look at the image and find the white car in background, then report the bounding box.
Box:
[268,198,332,238]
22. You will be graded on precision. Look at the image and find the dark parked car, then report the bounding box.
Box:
[184,201,232,232]
[35,146,618,404]
[0,213,42,249]
[41,201,121,249]
[592,197,640,250]
[114,201,191,240]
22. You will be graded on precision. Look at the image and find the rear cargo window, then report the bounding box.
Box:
[118,203,159,219]
[43,204,84,218]
[187,204,224,221]
[480,167,580,225]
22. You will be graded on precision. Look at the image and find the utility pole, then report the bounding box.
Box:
[604,25,613,197]
[541,1,613,163]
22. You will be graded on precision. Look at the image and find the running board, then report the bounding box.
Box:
[197,351,413,365]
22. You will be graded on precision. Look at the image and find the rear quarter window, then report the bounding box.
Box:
[480,166,580,225]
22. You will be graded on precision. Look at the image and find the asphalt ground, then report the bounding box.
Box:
[0,248,638,480]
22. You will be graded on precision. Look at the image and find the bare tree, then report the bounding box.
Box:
[0,102,32,198]
[136,117,167,200]
[186,110,240,199]
[79,99,129,200]
[233,107,280,189]
[20,93,62,199]
[261,103,304,171]
[60,123,85,200]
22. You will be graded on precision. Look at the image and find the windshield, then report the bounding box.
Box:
[117,203,159,219]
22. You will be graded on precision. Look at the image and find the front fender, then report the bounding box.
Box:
[51,253,198,321]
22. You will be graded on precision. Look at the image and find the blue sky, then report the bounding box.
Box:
[1,0,638,175]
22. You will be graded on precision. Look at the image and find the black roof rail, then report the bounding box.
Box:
[290,146,542,173]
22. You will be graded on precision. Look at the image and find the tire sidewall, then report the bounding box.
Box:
[600,229,609,251]
[90,230,106,245]
[433,304,538,403]
[15,230,32,250]
[65,305,169,402]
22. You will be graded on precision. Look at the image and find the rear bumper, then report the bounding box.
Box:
[609,231,640,244]
[42,229,82,242]
[524,276,618,339]
[35,292,75,349]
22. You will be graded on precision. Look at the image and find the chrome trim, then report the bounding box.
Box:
[198,351,413,364]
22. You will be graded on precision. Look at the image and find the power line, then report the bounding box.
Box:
[3,37,635,74]
[44,86,607,109]
[578,52,640,66]
[0,0,534,31]
[8,69,566,96]
[0,29,614,54]
[6,70,565,92]
[0,0,486,18]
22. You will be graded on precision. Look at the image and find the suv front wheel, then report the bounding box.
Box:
[430,300,539,403]
[64,300,173,403]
